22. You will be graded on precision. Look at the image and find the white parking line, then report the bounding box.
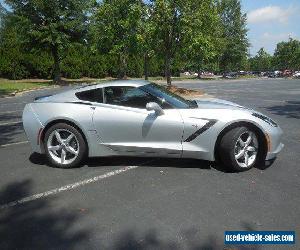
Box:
[0,166,139,210]
[0,141,29,148]
[0,110,23,114]
[0,121,22,126]
[0,102,27,106]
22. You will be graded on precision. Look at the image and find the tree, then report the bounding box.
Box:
[93,0,144,79]
[5,0,91,83]
[0,0,262,82]
[1,12,54,79]
[151,0,183,85]
[217,0,249,72]
[273,38,300,70]
[0,14,28,79]
[249,48,272,72]
[139,3,156,80]
[181,0,223,76]
[0,3,7,28]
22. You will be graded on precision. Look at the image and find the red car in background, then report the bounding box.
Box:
[283,70,293,77]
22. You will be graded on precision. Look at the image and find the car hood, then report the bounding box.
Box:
[194,98,250,110]
[179,98,265,125]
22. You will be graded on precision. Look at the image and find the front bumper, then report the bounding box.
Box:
[264,124,284,160]
[266,142,284,160]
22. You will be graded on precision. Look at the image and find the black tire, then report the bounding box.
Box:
[44,123,87,168]
[218,126,262,172]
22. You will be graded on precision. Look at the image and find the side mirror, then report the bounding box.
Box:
[146,102,164,115]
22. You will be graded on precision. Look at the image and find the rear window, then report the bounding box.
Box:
[76,88,103,103]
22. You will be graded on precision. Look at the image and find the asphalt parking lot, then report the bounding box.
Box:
[0,78,299,249]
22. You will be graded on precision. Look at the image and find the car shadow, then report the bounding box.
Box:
[30,153,214,169]
[29,152,48,165]
[29,153,232,172]
[29,153,274,173]
[94,157,214,170]
[265,100,300,119]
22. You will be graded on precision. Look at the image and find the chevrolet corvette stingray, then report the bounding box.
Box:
[23,80,283,171]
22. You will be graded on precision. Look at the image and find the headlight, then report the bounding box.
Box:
[252,113,278,127]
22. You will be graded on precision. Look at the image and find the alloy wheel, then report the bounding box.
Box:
[234,131,258,168]
[46,129,80,165]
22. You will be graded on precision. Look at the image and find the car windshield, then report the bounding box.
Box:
[141,83,198,109]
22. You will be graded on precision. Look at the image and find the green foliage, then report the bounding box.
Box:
[61,44,87,79]
[84,53,110,79]
[248,38,300,72]
[93,0,145,78]
[4,0,91,82]
[0,3,6,28]
[249,48,272,72]
[181,0,223,74]
[1,0,299,83]
[0,15,28,79]
[218,0,249,72]
[24,50,53,79]
[0,81,51,96]
[150,0,183,84]
[273,38,300,70]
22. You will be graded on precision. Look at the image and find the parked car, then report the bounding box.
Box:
[250,71,261,76]
[266,72,276,78]
[283,70,293,77]
[238,71,247,76]
[223,72,238,78]
[293,71,300,78]
[23,80,284,172]
[274,70,282,77]
[200,72,215,78]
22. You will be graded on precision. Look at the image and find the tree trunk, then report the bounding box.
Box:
[198,68,202,79]
[12,61,16,80]
[144,53,149,81]
[165,54,172,86]
[119,53,128,79]
[51,45,61,84]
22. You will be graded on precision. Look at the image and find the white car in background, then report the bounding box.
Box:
[293,71,300,78]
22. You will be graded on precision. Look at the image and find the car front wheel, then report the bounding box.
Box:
[44,123,87,168]
[219,126,261,172]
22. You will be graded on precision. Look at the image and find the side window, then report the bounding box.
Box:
[104,86,157,109]
[76,88,103,103]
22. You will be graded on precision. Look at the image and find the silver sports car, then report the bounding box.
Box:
[23,80,284,171]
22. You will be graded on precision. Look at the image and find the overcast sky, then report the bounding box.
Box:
[1,0,299,56]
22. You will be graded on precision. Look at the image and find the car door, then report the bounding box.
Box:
[92,85,184,157]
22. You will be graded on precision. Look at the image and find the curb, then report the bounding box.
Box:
[1,85,60,98]
[184,93,213,100]
[14,85,60,96]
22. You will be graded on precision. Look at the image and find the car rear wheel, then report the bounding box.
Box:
[44,123,87,168]
[219,126,260,172]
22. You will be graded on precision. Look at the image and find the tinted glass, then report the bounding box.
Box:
[141,83,197,109]
[76,88,103,103]
[104,86,157,109]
